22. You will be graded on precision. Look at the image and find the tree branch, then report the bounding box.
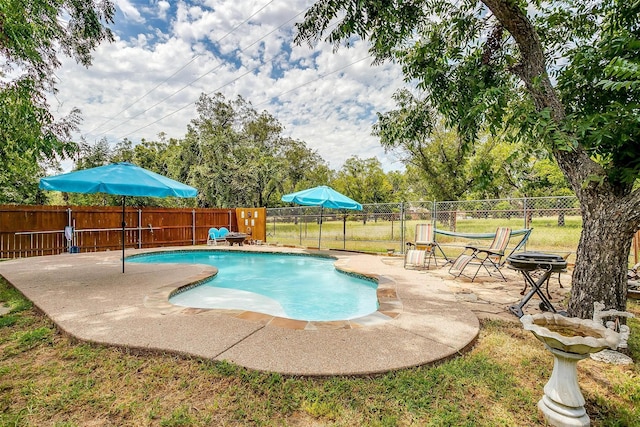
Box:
[481,0,563,120]
[480,0,607,200]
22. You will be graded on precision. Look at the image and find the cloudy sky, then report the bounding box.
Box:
[51,0,408,172]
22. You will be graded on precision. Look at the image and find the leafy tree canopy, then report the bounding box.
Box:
[1,0,115,91]
[332,156,392,204]
[176,93,332,208]
[0,0,115,204]
[296,0,640,189]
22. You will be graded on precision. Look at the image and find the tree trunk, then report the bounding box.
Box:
[569,196,634,318]
[479,0,640,318]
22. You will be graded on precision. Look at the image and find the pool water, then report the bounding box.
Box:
[130,251,378,321]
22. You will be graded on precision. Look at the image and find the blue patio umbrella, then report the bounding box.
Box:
[40,162,198,272]
[281,185,362,249]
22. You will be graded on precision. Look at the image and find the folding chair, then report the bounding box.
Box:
[406,223,443,268]
[404,249,428,270]
[448,227,512,281]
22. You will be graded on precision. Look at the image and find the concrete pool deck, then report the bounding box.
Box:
[0,245,570,376]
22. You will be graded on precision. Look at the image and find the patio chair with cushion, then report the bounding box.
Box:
[207,228,219,245]
[208,227,230,245]
[406,223,443,268]
[448,227,512,281]
[217,227,230,244]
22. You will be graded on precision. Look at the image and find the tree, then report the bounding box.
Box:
[333,156,392,204]
[296,0,640,318]
[279,139,333,197]
[513,159,572,199]
[373,89,470,201]
[0,0,114,203]
[180,93,329,208]
[64,138,113,206]
[385,170,411,203]
[0,148,50,205]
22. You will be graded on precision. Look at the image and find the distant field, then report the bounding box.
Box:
[268,216,588,264]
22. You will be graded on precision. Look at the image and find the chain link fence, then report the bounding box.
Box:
[266,202,406,253]
[267,196,582,259]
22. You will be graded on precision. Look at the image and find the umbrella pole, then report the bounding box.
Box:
[343,214,346,250]
[122,196,126,273]
[318,206,323,249]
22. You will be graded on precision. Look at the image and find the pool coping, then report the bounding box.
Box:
[133,248,402,330]
[0,245,481,376]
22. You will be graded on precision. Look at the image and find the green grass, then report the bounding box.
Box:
[1,276,638,426]
[268,216,584,262]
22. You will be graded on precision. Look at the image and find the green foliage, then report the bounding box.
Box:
[332,156,392,204]
[0,147,50,204]
[1,0,115,204]
[296,0,640,189]
[524,159,573,197]
[0,0,115,90]
[600,58,640,91]
[373,88,571,200]
[555,1,640,185]
[0,78,81,204]
[0,79,80,160]
[374,89,471,201]
[178,93,332,208]
[468,138,571,199]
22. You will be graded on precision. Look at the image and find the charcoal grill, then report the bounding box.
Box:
[506,252,568,318]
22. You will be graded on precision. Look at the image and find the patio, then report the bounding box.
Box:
[0,245,570,376]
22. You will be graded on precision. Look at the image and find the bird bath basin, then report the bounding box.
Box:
[521,313,620,427]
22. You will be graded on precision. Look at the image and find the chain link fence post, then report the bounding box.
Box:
[400,202,405,253]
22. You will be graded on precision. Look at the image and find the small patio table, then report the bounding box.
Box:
[507,252,568,318]
[225,232,247,246]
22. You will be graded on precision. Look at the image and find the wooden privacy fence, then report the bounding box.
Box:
[0,205,266,259]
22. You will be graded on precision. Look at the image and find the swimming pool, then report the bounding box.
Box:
[129,251,379,321]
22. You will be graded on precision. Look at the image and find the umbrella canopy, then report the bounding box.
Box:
[39,162,198,272]
[281,185,362,210]
[39,162,197,198]
[281,186,362,249]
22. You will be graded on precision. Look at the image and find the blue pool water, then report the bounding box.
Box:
[130,251,378,321]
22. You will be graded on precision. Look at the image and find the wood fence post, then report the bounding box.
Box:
[137,209,142,249]
[192,210,196,245]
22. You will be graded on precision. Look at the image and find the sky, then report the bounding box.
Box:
[51,0,409,172]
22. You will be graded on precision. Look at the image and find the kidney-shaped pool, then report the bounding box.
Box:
[129,250,378,321]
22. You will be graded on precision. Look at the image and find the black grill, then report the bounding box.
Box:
[507,252,568,272]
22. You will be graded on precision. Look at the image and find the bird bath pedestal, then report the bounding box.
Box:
[521,313,620,427]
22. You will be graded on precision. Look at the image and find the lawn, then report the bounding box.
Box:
[1,276,638,426]
[269,216,589,264]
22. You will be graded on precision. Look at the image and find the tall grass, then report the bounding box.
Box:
[1,277,639,426]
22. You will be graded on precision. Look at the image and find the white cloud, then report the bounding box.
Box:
[50,0,407,172]
[157,1,171,20]
[114,0,144,23]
